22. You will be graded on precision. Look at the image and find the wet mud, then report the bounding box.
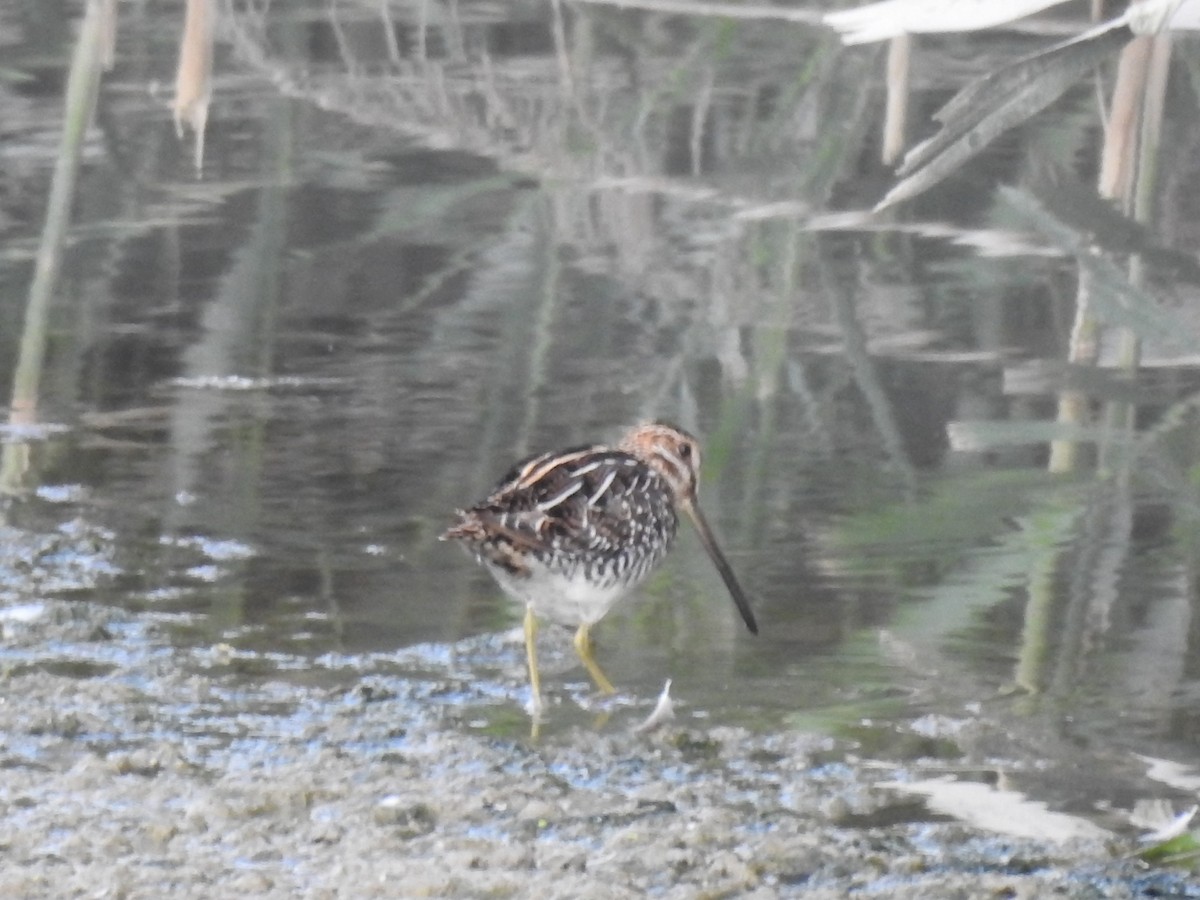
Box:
[0,528,1189,900]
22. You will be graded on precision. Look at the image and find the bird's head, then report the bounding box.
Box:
[618,421,702,505]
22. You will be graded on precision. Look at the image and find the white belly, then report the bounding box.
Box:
[486,560,640,627]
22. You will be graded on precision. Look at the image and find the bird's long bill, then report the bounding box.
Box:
[682,499,759,634]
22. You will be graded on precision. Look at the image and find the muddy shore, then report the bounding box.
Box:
[0,590,1189,899]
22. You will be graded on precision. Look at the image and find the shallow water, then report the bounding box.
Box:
[3,0,1200,887]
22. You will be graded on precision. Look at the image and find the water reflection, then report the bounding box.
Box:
[3,0,1200,840]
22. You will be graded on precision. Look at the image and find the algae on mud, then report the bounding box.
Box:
[0,530,1192,898]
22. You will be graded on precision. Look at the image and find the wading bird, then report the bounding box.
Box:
[443,422,758,718]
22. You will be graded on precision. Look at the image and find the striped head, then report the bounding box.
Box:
[617,422,702,506]
[618,420,757,634]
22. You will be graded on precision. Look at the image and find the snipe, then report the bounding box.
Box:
[442,422,758,716]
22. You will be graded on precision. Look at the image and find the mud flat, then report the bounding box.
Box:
[0,586,1188,899]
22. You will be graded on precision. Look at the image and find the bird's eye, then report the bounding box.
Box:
[679,443,692,459]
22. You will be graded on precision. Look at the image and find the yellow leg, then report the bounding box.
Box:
[524,606,543,719]
[573,624,616,695]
